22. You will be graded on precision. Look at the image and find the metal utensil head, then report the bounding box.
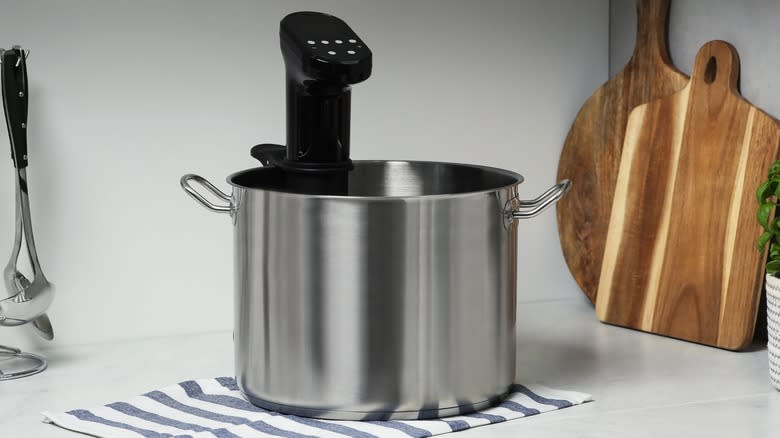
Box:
[0,275,53,327]
[0,268,54,339]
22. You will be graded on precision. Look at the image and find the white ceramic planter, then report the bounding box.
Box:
[765,274,780,390]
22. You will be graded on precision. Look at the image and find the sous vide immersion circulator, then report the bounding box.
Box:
[251,11,372,194]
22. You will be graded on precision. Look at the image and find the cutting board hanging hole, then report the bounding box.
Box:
[704,57,717,84]
[692,40,740,90]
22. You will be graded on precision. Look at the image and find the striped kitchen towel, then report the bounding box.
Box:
[43,377,592,437]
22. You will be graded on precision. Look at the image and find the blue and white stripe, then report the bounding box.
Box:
[43,378,591,438]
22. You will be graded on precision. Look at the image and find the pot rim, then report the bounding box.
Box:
[226,159,525,200]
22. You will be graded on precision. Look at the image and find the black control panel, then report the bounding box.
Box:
[281,11,372,85]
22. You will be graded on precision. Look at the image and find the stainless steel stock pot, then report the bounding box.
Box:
[181,160,569,420]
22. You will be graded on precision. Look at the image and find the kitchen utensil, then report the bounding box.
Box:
[556,0,688,303]
[181,11,570,420]
[182,163,569,420]
[596,40,780,350]
[0,344,46,380]
[0,46,53,338]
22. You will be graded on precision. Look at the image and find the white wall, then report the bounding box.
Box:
[610,0,780,118]
[0,0,608,350]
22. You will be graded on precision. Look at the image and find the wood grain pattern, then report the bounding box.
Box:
[556,0,688,303]
[595,40,780,350]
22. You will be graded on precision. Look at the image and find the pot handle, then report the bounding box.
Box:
[180,174,232,214]
[509,179,571,220]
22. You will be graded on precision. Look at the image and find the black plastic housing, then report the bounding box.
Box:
[279,11,372,174]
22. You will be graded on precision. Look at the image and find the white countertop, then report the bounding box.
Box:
[2,297,778,437]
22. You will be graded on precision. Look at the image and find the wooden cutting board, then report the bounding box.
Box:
[595,40,780,350]
[556,0,688,303]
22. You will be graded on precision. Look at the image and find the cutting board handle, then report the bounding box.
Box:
[633,0,673,64]
[690,40,740,91]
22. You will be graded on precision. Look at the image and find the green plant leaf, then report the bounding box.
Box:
[771,242,780,257]
[770,160,780,178]
[767,259,780,274]
[759,180,779,203]
[757,180,772,203]
[758,231,774,251]
[757,202,774,229]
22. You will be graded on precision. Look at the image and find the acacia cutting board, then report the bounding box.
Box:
[556,0,688,303]
[595,40,780,350]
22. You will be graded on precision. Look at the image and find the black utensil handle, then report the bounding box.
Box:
[2,47,29,169]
